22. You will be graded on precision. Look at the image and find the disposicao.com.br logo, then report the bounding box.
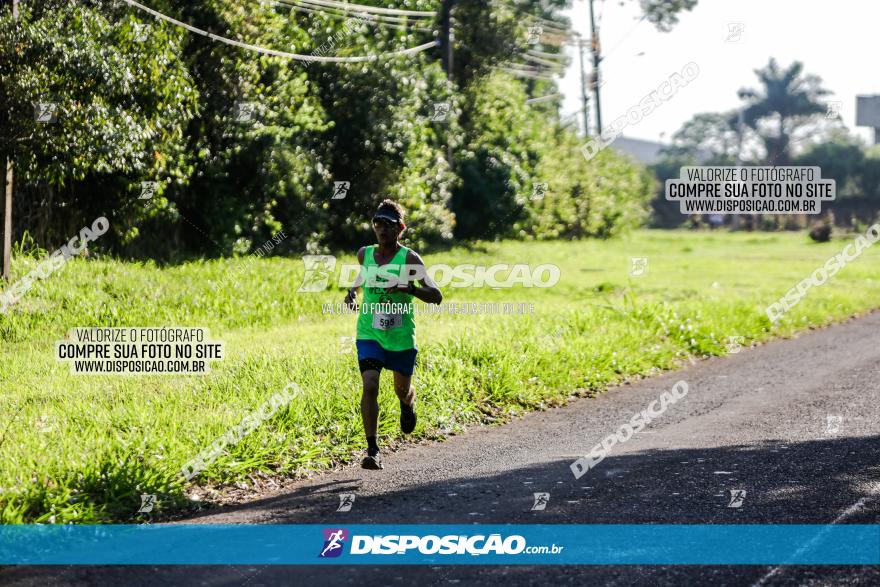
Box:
[319,528,349,558]
[318,528,563,558]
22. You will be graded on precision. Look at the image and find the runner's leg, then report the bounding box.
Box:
[394,371,417,434]
[393,371,414,406]
[357,340,385,467]
[361,369,381,440]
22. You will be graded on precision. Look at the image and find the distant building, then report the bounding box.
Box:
[611,136,666,165]
[856,95,880,144]
[612,135,712,166]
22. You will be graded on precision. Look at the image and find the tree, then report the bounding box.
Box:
[793,130,865,198]
[0,0,197,252]
[528,126,654,239]
[1,0,686,259]
[153,0,330,257]
[452,73,538,239]
[857,146,880,202]
[659,111,743,165]
[1,0,17,280]
[639,0,699,32]
[737,58,830,165]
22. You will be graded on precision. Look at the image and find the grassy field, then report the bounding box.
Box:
[1,229,879,523]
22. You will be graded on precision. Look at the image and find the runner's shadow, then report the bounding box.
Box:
[180,434,880,525]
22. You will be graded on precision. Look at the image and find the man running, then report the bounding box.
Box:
[344,200,442,470]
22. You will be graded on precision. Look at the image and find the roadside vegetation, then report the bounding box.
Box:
[2,229,879,523]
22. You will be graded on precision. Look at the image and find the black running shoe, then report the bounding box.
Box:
[361,452,383,470]
[400,402,417,434]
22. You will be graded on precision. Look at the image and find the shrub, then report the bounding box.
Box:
[809,222,832,242]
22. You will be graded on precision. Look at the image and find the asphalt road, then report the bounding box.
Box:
[4,312,880,586]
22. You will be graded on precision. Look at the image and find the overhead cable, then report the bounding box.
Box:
[121,0,439,62]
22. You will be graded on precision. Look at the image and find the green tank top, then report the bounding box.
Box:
[356,244,416,351]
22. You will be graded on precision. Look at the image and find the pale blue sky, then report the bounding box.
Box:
[556,0,878,144]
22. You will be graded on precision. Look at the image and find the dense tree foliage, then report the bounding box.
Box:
[737,58,831,166]
[1,0,692,260]
[794,131,880,201]
[0,0,197,247]
[654,59,877,205]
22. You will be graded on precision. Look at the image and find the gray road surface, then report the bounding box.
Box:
[3,312,879,586]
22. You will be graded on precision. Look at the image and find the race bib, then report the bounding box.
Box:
[372,313,402,330]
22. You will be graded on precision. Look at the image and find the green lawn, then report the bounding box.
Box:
[1,229,878,523]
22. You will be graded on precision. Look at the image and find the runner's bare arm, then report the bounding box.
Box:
[344,247,367,309]
[397,250,442,304]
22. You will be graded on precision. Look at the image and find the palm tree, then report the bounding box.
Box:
[737,58,830,165]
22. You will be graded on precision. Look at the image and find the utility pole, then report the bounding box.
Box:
[440,0,454,79]
[2,0,19,281]
[577,37,590,137]
[588,0,602,136]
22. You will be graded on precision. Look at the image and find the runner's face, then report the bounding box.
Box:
[372,218,399,245]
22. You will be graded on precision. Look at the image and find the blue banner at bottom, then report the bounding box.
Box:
[0,525,877,565]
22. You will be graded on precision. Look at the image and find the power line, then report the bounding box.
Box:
[507,61,564,77]
[500,70,554,81]
[280,0,431,25]
[499,66,555,82]
[533,25,575,47]
[559,109,580,129]
[533,14,570,29]
[488,0,569,31]
[527,23,568,36]
[120,0,439,63]
[523,17,568,37]
[525,93,562,104]
[502,62,559,73]
[526,49,567,61]
[599,14,647,62]
[283,4,425,32]
[290,0,436,18]
[521,53,567,68]
[276,1,433,33]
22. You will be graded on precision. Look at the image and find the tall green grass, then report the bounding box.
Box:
[1,230,879,523]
